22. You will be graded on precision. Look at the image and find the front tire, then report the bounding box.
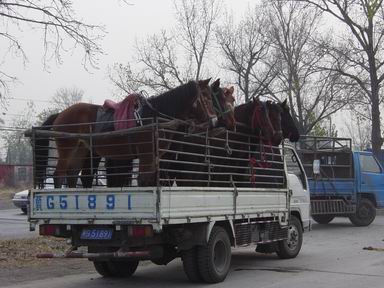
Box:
[349,198,376,227]
[276,215,303,259]
[312,214,335,224]
[197,226,231,283]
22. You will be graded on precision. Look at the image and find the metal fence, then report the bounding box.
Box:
[29,117,286,189]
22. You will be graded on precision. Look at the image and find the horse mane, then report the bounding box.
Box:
[280,102,300,142]
[144,81,199,119]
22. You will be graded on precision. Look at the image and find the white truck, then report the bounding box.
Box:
[27,122,310,284]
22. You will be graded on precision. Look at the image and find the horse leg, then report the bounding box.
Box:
[53,158,67,188]
[66,142,90,188]
[80,149,102,188]
[106,158,133,187]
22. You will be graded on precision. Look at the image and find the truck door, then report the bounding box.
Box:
[358,152,384,207]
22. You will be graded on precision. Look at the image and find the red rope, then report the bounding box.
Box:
[249,140,273,186]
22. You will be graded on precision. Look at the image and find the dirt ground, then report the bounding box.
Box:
[0,236,152,286]
[0,237,94,286]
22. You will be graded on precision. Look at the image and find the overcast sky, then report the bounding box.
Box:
[1,0,252,127]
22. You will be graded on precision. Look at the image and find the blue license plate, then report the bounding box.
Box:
[80,228,113,240]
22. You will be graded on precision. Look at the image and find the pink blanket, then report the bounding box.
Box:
[103,94,141,130]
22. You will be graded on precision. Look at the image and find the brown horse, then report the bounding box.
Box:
[210,80,236,130]
[47,79,217,188]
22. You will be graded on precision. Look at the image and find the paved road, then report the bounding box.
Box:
[2,216,384,288]
[0,209,38,239]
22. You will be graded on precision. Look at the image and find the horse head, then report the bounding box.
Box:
[249,98,270,139]
[280,99,300,142]
[193,78,218,128]
[266,101,284,146]
[210,79,236,130]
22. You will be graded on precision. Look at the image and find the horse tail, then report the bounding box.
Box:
[35,113,59,188]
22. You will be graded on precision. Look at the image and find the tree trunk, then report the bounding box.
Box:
[371,95,382,157]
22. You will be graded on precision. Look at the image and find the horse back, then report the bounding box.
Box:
[53,103,101,133]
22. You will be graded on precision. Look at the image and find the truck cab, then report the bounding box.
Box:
[353,151,384,217]
[285,146,311,232]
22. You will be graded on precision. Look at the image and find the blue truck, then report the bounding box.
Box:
[295,136,384,226]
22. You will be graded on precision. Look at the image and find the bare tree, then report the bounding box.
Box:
[298,0,384,156]
[265,0,349,134]
[216,5,277,103]
[0,0,106,104]
[109,0,221,96]
[36,86,83,123]
[344,111,371,150]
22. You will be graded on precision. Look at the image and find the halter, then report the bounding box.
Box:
[251,101,275,137]
[211,88,231,118]
[194,86,217,121]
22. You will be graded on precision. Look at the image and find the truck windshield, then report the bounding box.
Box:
[359,154,381,173]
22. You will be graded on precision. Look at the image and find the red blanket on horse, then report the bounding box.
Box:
[103,94,142,130]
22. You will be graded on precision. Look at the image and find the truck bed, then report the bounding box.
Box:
[29,186,289,231]
[308,178,355,196]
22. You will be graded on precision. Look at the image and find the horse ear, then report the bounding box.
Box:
[202,78,211,86]
[212,78,220,89]
[252,96,259,103]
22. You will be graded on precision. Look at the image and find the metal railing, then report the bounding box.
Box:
[28,117,286,189]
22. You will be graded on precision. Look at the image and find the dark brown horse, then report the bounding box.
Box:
[212,99,284,187]
[159,79,236,186]
[163,97,282,187]
[36,79,217,188]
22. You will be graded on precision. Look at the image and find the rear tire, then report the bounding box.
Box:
[93,261,113,277]
[276,215,302,259]
[182,247,202,282]
[312,215,335,224]
[349,198,376,227]
[93,260,139,278]
[107,260,139,277]
[197,226,231,283]
[21,207,27,214]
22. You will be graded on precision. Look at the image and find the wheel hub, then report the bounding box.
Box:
[213,240,227,272]
[287,225,299,250]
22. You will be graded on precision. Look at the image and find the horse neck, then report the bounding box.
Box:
[282,110,300,141]
[144,81,198,119]
[234,103,252,125]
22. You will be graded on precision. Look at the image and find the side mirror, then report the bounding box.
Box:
[313,159,320,175]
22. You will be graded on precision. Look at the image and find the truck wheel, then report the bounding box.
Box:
[349,198,376,227]
[197,226,231,283]
[181,247,202,282]
[107,260,139,277]
[312,215,335,224]
[94,260,139,277]
[93,261,113,277]
[276,215,303,259]
[21,207,27,214]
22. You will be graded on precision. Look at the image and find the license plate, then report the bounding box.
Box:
[80,228,113,240]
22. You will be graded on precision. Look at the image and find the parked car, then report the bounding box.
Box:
[12,177,105,214]
[12,189,29,214]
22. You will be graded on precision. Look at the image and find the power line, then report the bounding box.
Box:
[7,97,52,103]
